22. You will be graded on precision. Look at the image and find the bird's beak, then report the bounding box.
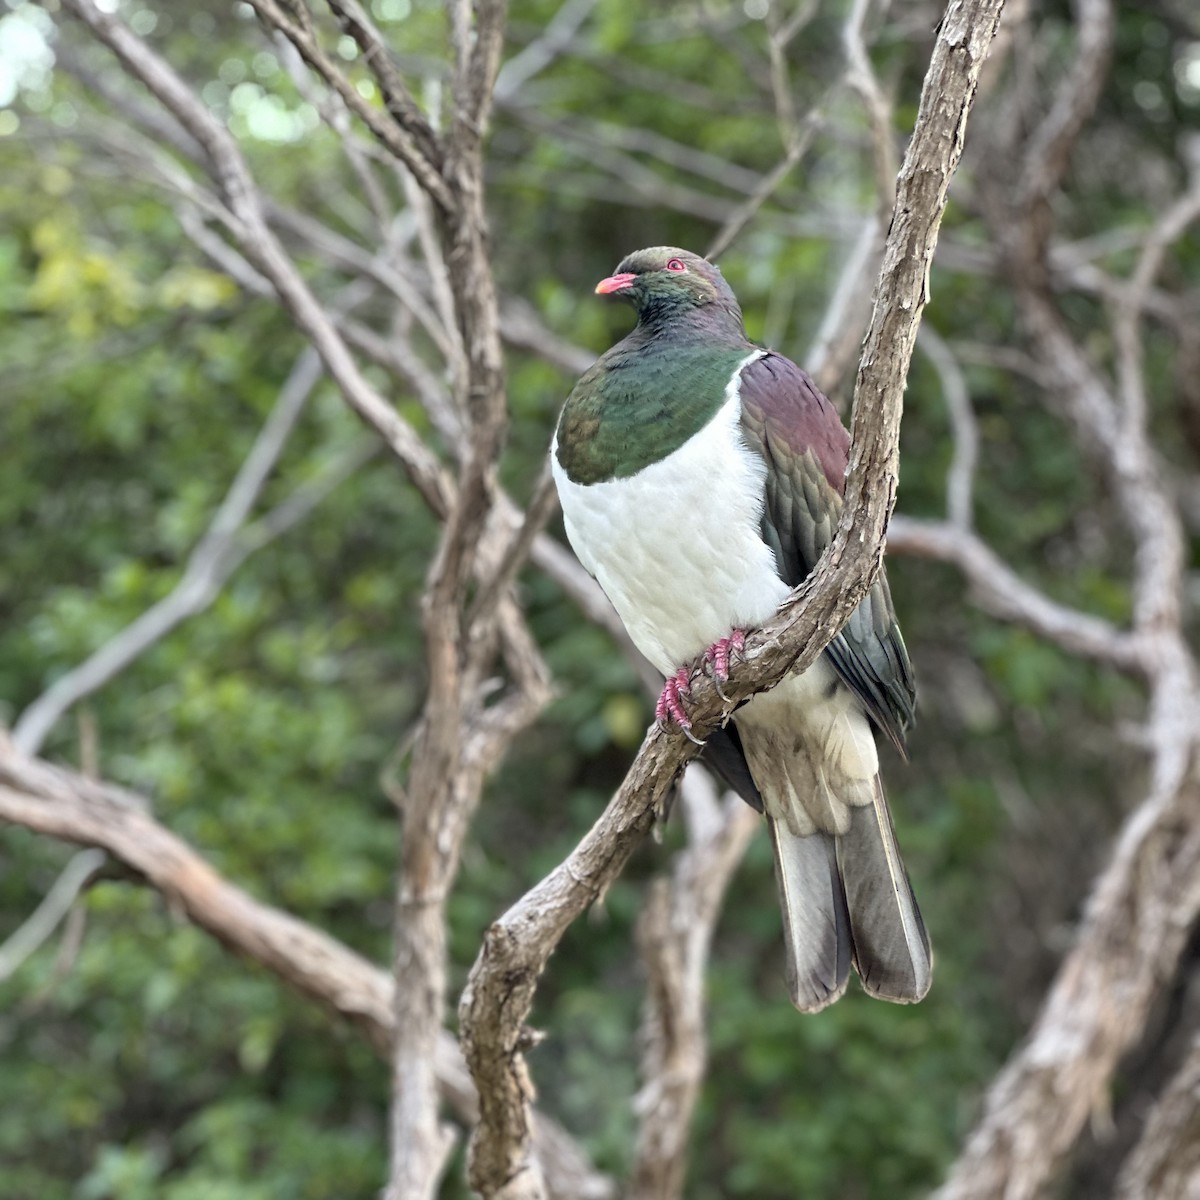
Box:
[595,272,637,295]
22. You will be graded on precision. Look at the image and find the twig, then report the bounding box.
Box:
[804,211,881,393]
[494,0,602,101]
[887,516,1139,668]
[704,120,817,261]
[843,0,899,225]
[275,35,393,235]
[918,326,977,528]
[467,464,560,636]
[324,0,438,161]
[248,0,450,210]
[1112,171,1200,441]
[0,848,106,983]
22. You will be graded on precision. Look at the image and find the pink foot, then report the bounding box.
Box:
[704,630,746,684]
[655,666,692,729]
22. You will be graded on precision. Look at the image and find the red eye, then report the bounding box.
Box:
[665,258,687,272]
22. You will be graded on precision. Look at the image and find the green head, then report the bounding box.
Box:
[595,247,744,334]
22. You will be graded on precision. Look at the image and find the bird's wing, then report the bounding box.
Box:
[738,352,916,753]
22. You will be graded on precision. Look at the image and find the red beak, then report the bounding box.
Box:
[594,272,637,295]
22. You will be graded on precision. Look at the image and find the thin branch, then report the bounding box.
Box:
[918,326,977,528]
[932,761,1200,1200]
[704,120,816,261]
[1112,169,1200,441]
[887,516,1139,669]
[467,464,560,636]
[804,211,882,393]
[276,36,393,236]
[843,0,899,225]
[494,0,602,102]
[324,0,439,162]
[499,299,593,376]
[1015,0,1113,218]
[0,848,107,983]
[248,0,451,210]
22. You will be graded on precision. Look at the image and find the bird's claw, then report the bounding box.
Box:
[703,630,747,702]
[655,667,704,744]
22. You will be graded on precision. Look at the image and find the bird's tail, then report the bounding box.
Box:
[769,775,931,1012]
[769,820,851,1011]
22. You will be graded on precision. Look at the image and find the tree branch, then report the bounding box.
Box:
[886,516,1139,669]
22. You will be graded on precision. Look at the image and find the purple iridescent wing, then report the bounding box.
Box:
[738,352,916,752]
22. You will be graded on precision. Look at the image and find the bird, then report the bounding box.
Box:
[550,246,931,1012]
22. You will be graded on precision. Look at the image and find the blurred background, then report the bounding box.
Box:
[1,0,1197,1196]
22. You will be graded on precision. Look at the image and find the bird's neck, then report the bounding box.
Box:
[631,299,747,345]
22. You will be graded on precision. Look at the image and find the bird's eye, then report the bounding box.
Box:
[665,258,687,272]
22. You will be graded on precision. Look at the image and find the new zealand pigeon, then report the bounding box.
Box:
[550,246,931,1012]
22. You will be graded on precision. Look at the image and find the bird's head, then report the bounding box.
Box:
[594,247,743,333]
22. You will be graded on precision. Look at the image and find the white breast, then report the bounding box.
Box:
[551,350,789,676]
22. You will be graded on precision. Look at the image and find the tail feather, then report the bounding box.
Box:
[837,777,932,1003]
[768,819,851,1013]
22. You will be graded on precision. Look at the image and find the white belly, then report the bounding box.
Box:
[552,366,786,676]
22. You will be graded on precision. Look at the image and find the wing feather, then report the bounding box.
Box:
[738,352,916,751]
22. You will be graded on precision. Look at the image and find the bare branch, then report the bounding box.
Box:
[843,0,899,224]
[248,0,450,210]
[1112,169,1200,440]
[494,0,602,102]
[918,327,978,528]
[467,465,561,637]
[934,3,1200,1194]
[887,516,1139,669]
[0,848,106,983]
[704,123,815,261]
[1015,0,1113,219]
[932,763,1200,1200]
[500,299,593,376]
[324,0,439,160]
[804,212,882,394]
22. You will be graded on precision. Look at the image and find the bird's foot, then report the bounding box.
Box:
[655,667,705,745]
[703,630,747,701]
